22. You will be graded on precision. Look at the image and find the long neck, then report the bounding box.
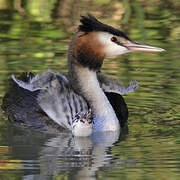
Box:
[68,33,120,132]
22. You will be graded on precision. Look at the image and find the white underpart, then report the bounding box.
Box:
[72,121,92,137]
[97,32,129,57]
[76,67,120,132]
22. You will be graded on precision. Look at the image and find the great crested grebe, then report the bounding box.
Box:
[2,15,164,136]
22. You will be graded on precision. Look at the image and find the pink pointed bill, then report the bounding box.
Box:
[125,41,165,52]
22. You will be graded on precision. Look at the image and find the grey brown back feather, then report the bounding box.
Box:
[97,72,138,95]
[24,71,89,130]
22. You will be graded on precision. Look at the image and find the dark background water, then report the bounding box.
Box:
[0,0,180,179]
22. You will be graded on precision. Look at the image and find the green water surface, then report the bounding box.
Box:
[0,0,180,179]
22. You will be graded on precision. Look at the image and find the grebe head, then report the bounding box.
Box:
[72,110,93,137]
[71,14,165,70]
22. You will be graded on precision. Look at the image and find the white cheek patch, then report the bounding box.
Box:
[105,44,128,57]
[97,32,129,57]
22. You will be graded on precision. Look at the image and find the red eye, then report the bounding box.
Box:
[111,36,117,42]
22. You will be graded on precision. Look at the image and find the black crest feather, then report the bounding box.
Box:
[79,14,130,40]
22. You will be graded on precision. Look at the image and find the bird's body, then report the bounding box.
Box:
[2,15,164,136]
[10,70,135,136]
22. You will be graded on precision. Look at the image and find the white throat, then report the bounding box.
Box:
[75,67,120,132]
